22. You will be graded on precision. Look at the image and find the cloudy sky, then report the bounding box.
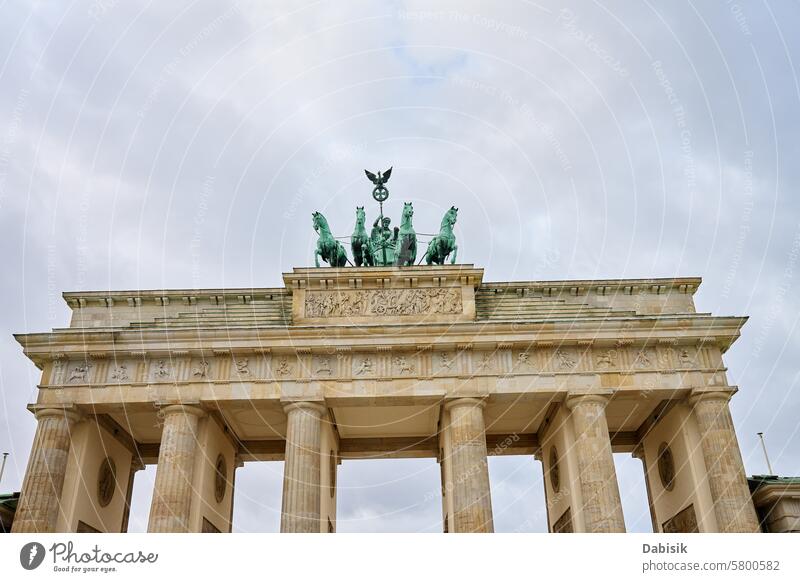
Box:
[1,1,798,533]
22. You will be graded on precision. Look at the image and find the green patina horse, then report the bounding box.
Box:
[394,202,417,267]
[312,211,348,267]
[423,206,458,265]
[351,206,374,267]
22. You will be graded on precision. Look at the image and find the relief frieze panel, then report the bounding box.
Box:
[43,341,717,387]
[304,288,463,318]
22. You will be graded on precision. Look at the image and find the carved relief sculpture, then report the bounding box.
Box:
[235,358,250,376]
[595,349,617,369]
[355,358,373,375]
[304,288,463,318]
[516,352,535,370]
[477,352,495,372]
[110,365,129,382]
[316,357,333,375]
[214,455,227,503]
[634,350,652,369]
[555,349,576,370]
[439,352,454,370]
[97,458,116,508]
[68,363,92,383]
[657,443,676,491]
[662,504,699,533]
[153,360,171,379]
[394,356,415,375]
[275,358,292,377]
[192,360,210,379]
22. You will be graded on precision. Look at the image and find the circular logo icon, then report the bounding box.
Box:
[20,542,46,570]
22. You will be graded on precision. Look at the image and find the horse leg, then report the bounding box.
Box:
[364,241,373,267]
[315,247,321,268]
[450,243,458,265]
[335,244,345,267]
[424,239,435,265]
[352,241,362,267]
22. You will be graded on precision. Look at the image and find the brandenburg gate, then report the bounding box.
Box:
[10,171,761,534]
[11,265,761,534]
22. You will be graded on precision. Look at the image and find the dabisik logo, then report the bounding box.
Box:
[20,542,46,570]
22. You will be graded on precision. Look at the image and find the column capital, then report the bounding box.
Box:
[28,404,84,424]
[565,390,613,410]
[443,397,486,412]
[688,388,737,407]
[156,402,206,418]
[282,401,326,415]
[130,458,146,472]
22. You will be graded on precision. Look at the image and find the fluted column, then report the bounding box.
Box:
[280,402,325,533]
[147,404,205,533]
[690,390,760,532]
[566,393,626,532]
[444,398,494,533]
[12,407,82,533]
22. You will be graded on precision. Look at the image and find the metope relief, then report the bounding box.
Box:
[314,356,334,377]
[304,288,463,318]
[274,357,293,378]
[514,351,536,372]
[678,348,696,368]
[192,360,211,379]
[633,349,654,370]
[67,362,93,384]
[434,351,456,376]
[109,363,130,383]
[595,349,618,369]
[234,357,251,377]
[150,359,173,381]
[393,356,416,375]
[475,352,496,373]
[553,349,577,371]
[353,357,375,377]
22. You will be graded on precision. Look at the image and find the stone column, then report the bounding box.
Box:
[443,398,494,533]
[147,404,205,533]
[689,390,760,532]
[280,402,325,533]
[566,393,626,533]
[12,407,82,533]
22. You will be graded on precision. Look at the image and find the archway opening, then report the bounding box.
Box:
[614,453,654,532]
[336,458,441,532]
[125,464,156,532]
[232,460,284,532]
[488,455,548,532]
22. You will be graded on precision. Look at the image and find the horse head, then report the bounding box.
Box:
[441,206,458,229]
[401,202,414,223]
[312,211,329,234]
[355,206,365,227]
